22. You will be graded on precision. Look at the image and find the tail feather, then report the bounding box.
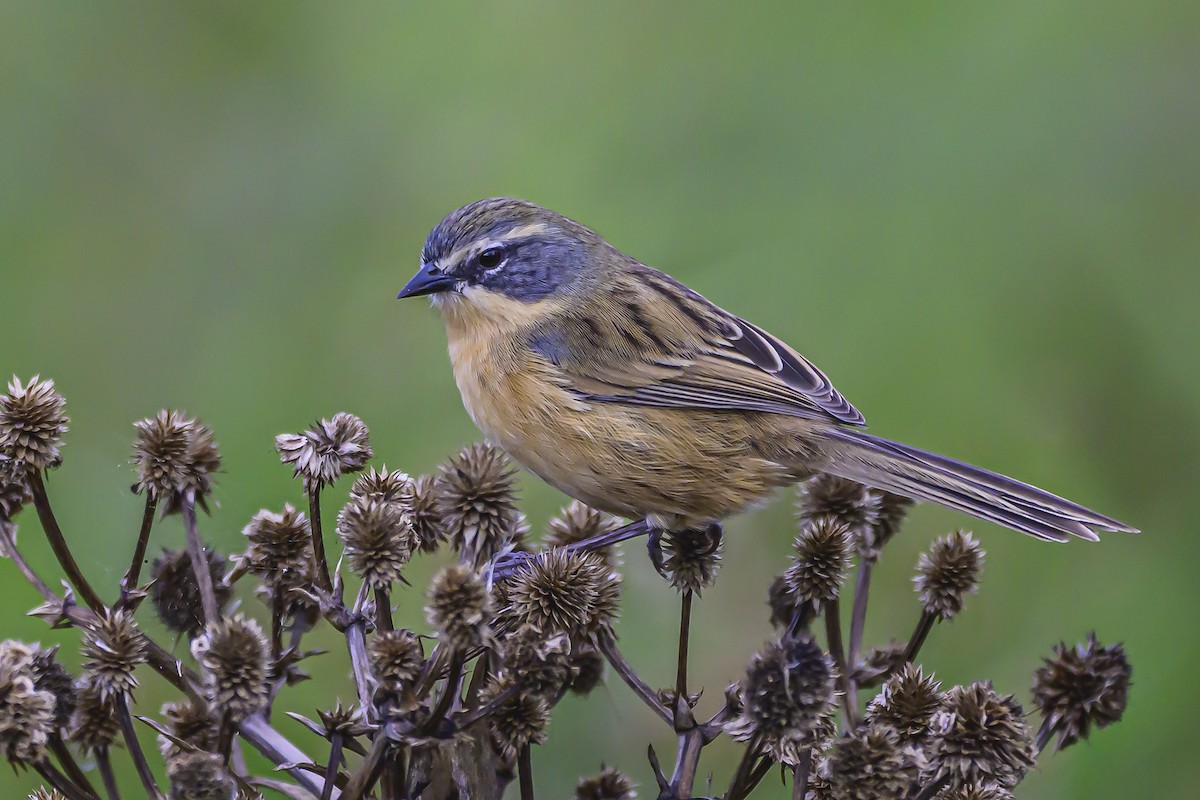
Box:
[821,429,1138,542]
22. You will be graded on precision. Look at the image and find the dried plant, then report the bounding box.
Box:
[0,375,1131,799]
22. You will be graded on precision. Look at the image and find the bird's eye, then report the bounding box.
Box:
[478,247,505,270]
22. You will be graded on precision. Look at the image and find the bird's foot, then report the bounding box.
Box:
[649,522,724,582]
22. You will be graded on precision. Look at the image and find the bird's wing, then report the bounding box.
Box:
[531,267,865,426]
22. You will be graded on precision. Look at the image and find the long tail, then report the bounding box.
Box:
[819,428,1137,542]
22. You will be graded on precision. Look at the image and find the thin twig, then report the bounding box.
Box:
[119,495,157,600]
[518,744,535,800]
[902,611,936,666]
[792,746,811,800]
[115,692,163,800]
[97,746,121,800]
[375,585,393,632]
[34,759,94,800]
[726,733,764,800]
[28,470,105,612]
[676,589,692,713]
[50,734,99,800]
[339,733,388,800]
[824,598,858,728]
[320,731,344,800]
[422,650,465,735]
[596,632,672,726]
[181,492,220,625]
[309,489,333,593]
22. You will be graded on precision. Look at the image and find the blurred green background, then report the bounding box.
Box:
[2,2,1196,797]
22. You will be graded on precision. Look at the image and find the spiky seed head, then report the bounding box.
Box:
[0,376,68,471]
[437,443,523,566]
[574,765,636,800]
[148,416,221,516]
[0,455,31,521]
[545,501,622,565]
[337,496,416,588]
[0,661,55,763]
[854,641,908,689]
[427,563,492,651]
[317,703,371,738]
[1031,633,1131,750]
[507,549,610,638]
[500,626,573,699]
[29,789,67,800]
[936,784,1015,800]
[481,679,549,762]
[160,699,218,759]
[67,678,119,754]
[786,515,853,606]
[586,560,622,638]
[192,615,269,724]
[369,629,425,690]
[568,646,605,696]
[350,465,414,506]
[915,531,984,620]
[726,636,837,765]
[925,681,1035,789]
[660,528,723,594]
[796,475,881,546]
[240,504,312,588]
[275,412,373,493]
[409,474,446,553]
[866,664,943,739]
[150,548,231,634]
[131,410,193,499]
[823,725,922,800]
[82,610,146,698]
[864,492,914,558]
[167,749,234,800]
[768,574,801,630]
[27,647,75,730]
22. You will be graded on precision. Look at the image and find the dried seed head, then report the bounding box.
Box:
[768,574,801,630]
[574,765,636,800]
[437,443,523,566]
[82,610,146,698]
[275,412,373,492]
[500,626,573,699]
[28,647,75,730]
[150,548,231,634]
[350,466,415,507]
[160,699,218,759]
[240,504,312,588]
[67,678,119,754]
[915,531,984,620]
[545,501,622,565]
[192,615,270,724]
[0,376,68,471]
[786,516,853,606]
[481,680,549,762]
[925,681,1035,789]
[936,784,1015,800]
[427,563,492,651]
[152,416,221,516]
[167,749,234,800]
[409,474,446,553]
[29,789,67,800]
[866,492,914,557]
[369,629,424,690]
[796,475,880,546]
[727,636,837,765]
[317,703,371,738]
[337,496,416,588]
[1031,633,1131,751]
[660,528,723,594]
[866,664,943,739]
[823,725,922,800]
[0,455,31,521]
[0,661,55,763]
[568,647,605,696]
[131,410,194,500]
[507,549,613,638]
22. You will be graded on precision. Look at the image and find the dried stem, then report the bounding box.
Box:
[824,598,858,727]
[903,610,937,665]
[596,631,672,725]
[518,744,535,800]
[340,733,388,800]
[320,731,344,800]
[28,470,106,612]
[675,589,692,713]
[792,746,812,800]
[670,728,704,799]
[115,692,163,800]
[912,773,951,800]
[308,489,333,593]
[119,494,157,599]
[96,746,121,800]
[50,734,98,800]
[422,650,465,734]
[1035,717,1055,754]
[726,733,764,800]
[34,759,93,800]
[375,585,393,632]
[181,492,220,625]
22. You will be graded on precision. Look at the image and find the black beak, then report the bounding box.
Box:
[397,263,458,298]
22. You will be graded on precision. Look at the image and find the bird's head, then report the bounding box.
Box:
[398,198,608,326]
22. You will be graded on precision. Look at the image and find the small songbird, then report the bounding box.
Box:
[399,197,1135,557]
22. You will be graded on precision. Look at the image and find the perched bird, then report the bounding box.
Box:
[399,198,1135,561]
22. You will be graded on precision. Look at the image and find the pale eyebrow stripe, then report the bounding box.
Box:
[445,223,551,266]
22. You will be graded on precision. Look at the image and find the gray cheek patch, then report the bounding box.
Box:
[482,239,586,302]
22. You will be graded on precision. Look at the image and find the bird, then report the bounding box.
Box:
[398,197,1136,565]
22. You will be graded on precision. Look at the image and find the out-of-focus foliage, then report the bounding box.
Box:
[0,2,1195,797]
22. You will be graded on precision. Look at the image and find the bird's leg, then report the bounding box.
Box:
[650,522,723,583]
[488,518,654,580]
[647,528,667,578]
